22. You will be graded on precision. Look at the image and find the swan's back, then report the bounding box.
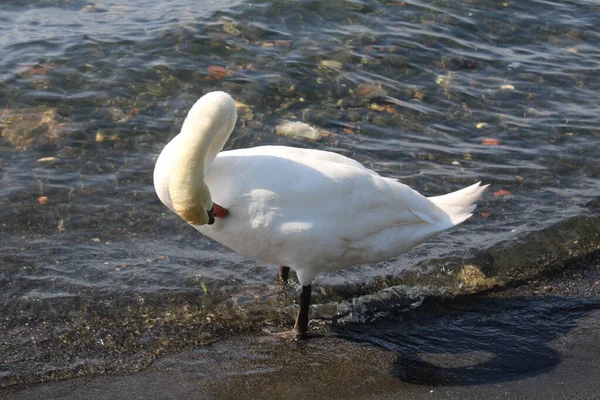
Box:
[196,146,487,285]
[211,145,371,173]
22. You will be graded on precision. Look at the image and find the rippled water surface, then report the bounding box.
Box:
[1,0,599,387]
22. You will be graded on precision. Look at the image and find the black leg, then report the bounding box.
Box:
[279,266,290,283]
[294,284,311,338]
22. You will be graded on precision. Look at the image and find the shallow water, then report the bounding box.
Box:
[1,0,599,387]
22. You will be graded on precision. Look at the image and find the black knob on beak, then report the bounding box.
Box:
[207,205,215,225]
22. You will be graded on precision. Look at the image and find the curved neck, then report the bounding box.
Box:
[167,92,237,224]
[178,104,230,173]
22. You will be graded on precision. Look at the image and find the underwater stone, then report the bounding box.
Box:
[275,120,323,141]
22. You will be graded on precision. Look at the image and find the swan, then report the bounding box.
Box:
[153,91,487,338]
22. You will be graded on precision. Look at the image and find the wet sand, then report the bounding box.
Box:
[1,313,599,400]
[3,258,599,400]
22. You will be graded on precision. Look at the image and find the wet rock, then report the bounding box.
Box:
[17,63,54,78]
[235,101,254,121]
[507,62,521,70]
[435,72,455,88]
[37,156,58,163]
[482,138,501,146]
[241,22,270,41]
[81,4,108,13]
[219,17,241,36]
[95,130,120,143]
[0,107,75,150]
[207,65,227,81]
[356,83,387,101]
[275,120,323,141]
[320,60,343,69]
[346,110,365,122]
[479,216,600,282]
[149,61,176,76]
[372,114,394,126]
[444,57,478,70]
[369,103,386,112]
[407,87,425,102]
[246,120,264,130]
[97,106,128,123]
[143,81,169,97]
[457,265,497,292]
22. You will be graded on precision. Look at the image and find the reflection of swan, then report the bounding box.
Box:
[154,91,488,338]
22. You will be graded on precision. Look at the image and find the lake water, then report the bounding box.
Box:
[1,0,599,388]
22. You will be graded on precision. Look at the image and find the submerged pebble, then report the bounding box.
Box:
[37,156,58,162]
[235,101,254,121]
[320,60,343,69]
[275,120,323,141]
[0,107,76,150]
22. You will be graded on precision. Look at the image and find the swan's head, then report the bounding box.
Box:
[166,91,237,226]
[172,179,214,225]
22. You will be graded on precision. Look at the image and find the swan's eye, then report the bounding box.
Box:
[207,205,215,225]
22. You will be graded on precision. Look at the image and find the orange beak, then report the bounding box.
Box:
[213,203,229,219]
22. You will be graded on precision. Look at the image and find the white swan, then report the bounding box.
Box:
[154,91,487,337]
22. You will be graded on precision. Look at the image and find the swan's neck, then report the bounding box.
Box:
[167,93,237,225]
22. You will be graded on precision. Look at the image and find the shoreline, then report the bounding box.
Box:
[3,310,599,400]
[3,254,599,400]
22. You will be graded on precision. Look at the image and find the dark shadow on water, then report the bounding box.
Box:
[332,295,600,386]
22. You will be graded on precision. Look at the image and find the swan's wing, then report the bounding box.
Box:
[209,150,443,237]
[331,173,447,243]
[202,151,455,272]
[228,153,439,233]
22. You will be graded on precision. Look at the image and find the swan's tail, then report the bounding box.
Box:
[427,182,489,226]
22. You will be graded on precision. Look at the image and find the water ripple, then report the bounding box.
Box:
[0,0,599,386]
